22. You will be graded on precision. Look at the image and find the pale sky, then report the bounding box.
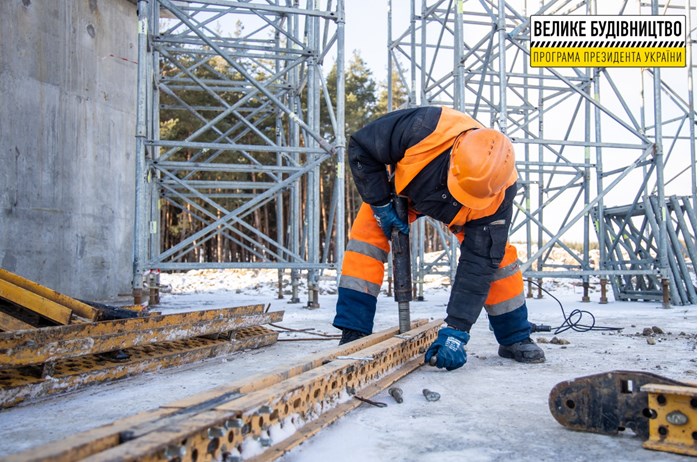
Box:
[343,0,396,79]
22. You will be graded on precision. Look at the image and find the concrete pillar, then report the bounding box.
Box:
[0,0,137,300]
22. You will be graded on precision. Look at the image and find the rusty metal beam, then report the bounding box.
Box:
[0,326,279,409]
[161,319,427,411]
[0,269,100,321]
[255,354,424,462]
[0,305,281,368]
[0,310,34,332]
[4,320,435,462]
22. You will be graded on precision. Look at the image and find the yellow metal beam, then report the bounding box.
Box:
[82,320,439,461]
[0,269,99,321]
[255,355,424,462]
[162,319,427,410]
[642,383,697,457]
[0,305,280,368]
[0,279,72,325]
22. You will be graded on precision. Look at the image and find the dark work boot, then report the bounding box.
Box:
[498,338,546,363]
[339,328,369,345]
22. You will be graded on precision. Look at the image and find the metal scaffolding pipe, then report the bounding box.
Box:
[385,0,696,305]
[132,1,345,305]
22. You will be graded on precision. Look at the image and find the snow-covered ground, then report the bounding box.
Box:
[0,267,695,462]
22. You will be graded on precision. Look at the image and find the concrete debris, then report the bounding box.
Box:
[642,326,665,336]
[388,387,404,404]
[537,337,570,345]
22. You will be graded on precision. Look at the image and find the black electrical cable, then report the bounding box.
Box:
[530,280,623,335]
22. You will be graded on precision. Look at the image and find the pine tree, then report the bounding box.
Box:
[322,50,378,137]
[377,67,409,115]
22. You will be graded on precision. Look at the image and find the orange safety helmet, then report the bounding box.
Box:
[447,128,517,210]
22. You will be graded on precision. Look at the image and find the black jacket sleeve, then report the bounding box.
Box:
[347,107,442,206]
[444,183,518,331]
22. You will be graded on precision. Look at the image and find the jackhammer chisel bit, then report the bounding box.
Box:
[354,395,388,408]
[391,194,412,334]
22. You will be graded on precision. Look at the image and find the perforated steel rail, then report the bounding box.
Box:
[5,320,439,462]
[0,304,283,409]
[0,305,279,368]
[0,325,279,409]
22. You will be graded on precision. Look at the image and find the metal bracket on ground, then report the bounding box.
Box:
[549,370,697,457]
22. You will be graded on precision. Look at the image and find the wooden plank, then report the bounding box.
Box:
[0,268,99,321]
[0,306,279,368]
[641,383,698,395]
[0,311,34,332]
[1,408,179,462]
[0,279,72,325]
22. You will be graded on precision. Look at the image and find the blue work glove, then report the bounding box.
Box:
[370,202,410,239]
[424,327,470,371]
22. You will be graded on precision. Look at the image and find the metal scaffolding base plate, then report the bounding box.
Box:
[5,320,439,462]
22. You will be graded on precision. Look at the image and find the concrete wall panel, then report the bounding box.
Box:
[0,0,137,300]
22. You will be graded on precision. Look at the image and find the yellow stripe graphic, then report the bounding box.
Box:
[530,47,685,68]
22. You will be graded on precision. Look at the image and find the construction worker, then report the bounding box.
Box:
[333,106,546,370]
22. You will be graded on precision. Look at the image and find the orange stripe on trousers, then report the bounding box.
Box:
[485,244,524,306]
[342,251,386,286]
[341,203,391,287]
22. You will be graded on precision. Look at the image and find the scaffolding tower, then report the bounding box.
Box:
[388,0,696,305]
[132,0,346,307]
